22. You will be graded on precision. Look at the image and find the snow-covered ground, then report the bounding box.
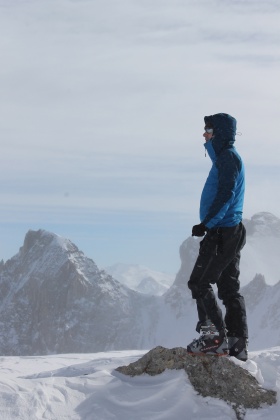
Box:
[0,348,280,419]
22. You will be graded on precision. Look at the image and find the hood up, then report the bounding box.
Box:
[204,113,237,155]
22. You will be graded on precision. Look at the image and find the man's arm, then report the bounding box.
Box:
[202,150,241,228]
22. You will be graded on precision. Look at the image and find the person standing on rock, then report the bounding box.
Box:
[187,113,249,361]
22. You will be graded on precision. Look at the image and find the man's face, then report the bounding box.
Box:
[203,126,213,142]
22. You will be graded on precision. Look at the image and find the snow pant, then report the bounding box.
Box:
[188,222,248,338]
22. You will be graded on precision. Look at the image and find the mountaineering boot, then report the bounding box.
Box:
[228,337,248,361]
[187,322,229,356]
[195,318,218,334]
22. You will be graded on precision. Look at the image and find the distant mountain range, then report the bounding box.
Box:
[0,212,279,355]
[107,211,280,295]
[105,263,174,296]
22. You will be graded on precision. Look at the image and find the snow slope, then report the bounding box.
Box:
[0,348,280,420]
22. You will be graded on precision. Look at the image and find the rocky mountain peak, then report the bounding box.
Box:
[21,229,79,258]
[241,274,268,310]
[244,212,280,237]
[22,229,55,253]
[0,229,152,355]
[3,229,92,287]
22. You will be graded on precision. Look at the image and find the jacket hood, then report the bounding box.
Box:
[204,113,237,155]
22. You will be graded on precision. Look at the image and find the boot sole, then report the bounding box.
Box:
[187,351,229,357]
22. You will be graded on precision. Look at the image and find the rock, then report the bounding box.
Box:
[116,346,189,376]
[116,346,277,420]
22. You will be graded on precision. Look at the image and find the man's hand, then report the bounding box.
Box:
[192,223,207,237]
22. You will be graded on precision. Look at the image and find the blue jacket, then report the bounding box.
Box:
[200,113,245,228]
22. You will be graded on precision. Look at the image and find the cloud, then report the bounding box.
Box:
[1,0,280,269]
[0,151,205,222]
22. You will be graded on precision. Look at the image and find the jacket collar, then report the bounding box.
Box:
[204,140,216,162]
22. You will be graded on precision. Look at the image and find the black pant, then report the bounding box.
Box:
[188,223,248,338]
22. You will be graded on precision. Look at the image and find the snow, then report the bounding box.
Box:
[0,348,280,419]
[105,263,174,295]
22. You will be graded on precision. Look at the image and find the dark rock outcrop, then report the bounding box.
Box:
[116,346,277,420]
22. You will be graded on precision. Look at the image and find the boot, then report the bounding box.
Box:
[187,322,229,356]
[228,337,248,361]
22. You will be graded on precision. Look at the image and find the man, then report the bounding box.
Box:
[187,113,248,361]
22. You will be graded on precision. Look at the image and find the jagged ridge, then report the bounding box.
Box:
[1,212,280,355]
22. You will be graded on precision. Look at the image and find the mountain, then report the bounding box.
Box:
[163,211,280,290]
[242,274,280,349]
[105,263,174,296]
[162,212,280,349]
[0,211,280,356]
[0,230,158,355]
[241,212,280,285]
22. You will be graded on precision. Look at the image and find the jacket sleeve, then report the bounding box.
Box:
[202,150,241,228]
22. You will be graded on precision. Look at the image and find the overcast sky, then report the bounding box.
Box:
[1,0,280,273]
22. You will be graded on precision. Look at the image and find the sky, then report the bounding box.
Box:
[1,0,280,273]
